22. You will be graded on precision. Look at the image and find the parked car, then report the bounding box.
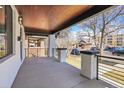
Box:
[104,46,124,55]
[113,47,124,54]
[90,47,100,52]
[70,48,80,55]
[104,46,113,52]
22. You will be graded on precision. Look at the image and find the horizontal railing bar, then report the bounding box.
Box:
[96,54,124,61]
[99,65,124,73]
[98,58,124,65]
[99,73,124,85]
[99,63,124,72]
[99,76,124,88]
[99,67,124,77]
[99,70,124,81]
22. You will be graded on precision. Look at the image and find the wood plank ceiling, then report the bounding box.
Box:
[15,5,111,35]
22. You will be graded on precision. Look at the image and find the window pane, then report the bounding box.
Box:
[0,5,6,58]
[5,5,13,54]
[0,5,13,58]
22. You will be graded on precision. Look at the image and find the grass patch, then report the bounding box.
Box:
[0,51,5,58]
[66,55,81,69]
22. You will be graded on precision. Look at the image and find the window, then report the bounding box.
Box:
[0,5,13,58]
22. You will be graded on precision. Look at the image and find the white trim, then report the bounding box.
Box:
[0,54,15,64]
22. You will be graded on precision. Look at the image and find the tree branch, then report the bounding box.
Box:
[104,26,124,36]
[105,6,124,25]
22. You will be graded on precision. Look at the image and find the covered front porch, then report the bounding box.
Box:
[1,5,123,88]
[12,57,114,88]
[12,57,113,88]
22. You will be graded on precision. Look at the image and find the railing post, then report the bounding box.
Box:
[28,48,29,58]
[25,48,27,58]
[37,48,38,57]
[52,48,56,58]
[80,51,99,80]
[96,55,99,80]
[57,48,67,63]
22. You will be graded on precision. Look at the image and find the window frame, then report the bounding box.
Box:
[0,5,13,60]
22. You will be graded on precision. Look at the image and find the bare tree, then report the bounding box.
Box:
[55,29,71,48]
[80,17,100,48]
[76,30,91,42]
[80,5,124,54]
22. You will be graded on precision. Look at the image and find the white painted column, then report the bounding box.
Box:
[21,26,25,61]
[48,34,56,57]
[57,48,67,63]
[25,36,28,58]
[80,51,98,79]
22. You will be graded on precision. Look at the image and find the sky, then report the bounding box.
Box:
[69,24,81,33]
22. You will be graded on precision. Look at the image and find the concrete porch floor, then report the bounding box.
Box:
[12,57,115,88]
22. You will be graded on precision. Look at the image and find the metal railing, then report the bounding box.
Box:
[96,55,124,88]
[25,48,48,58]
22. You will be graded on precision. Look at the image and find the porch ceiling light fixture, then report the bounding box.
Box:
[18,15,23,25]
